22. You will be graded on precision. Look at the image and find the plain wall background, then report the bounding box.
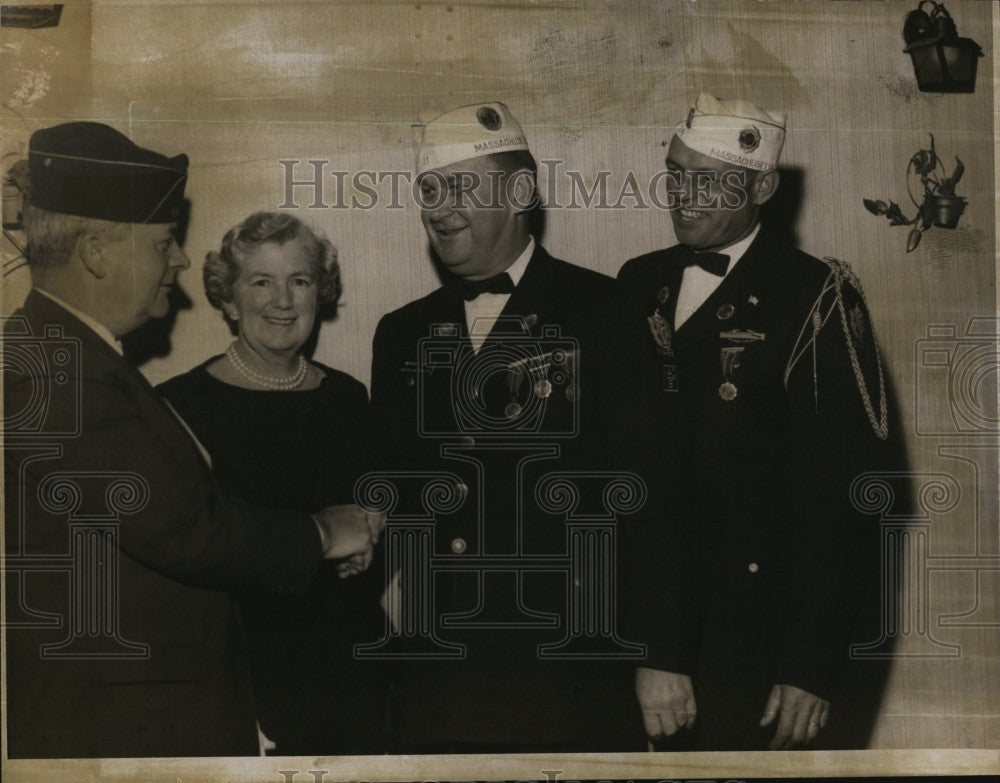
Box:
[2,0,997,752]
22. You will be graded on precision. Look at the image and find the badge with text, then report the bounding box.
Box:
[662,362,679,393]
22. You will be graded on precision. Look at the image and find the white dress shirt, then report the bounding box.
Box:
[465,236,534,353]
[674,224,760,329]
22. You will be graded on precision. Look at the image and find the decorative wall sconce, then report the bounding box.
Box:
[2,159,29,231]
[0,5,64,28]
[864,134,966,253]
[902,0,983,93]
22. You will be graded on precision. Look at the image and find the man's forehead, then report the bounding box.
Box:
[666,137,717,167]
[667,137,746,175]
[423,155,495,179]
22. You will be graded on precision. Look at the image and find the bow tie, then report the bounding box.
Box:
[460,272,515,301]
[679,246,730,277]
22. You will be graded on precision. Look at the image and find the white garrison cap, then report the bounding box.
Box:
[673,93,786,171]
[413,102,530,174]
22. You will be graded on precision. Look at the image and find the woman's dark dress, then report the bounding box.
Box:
[158,359,386,754]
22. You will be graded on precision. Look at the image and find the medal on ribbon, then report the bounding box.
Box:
[648,284,678,393]
[717,330,765,400]
[719,346,743,401]
[648,308,679,392]
[505,348,574,419]
[647,309,674,357]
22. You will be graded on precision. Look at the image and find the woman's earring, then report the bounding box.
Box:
[228,308,240,321]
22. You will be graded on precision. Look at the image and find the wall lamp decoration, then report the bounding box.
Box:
[0,5,64,28]
[864,134,966,253]
[2,157,28,230]
[902,0,983,93]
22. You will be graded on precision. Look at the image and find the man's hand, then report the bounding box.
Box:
[635,666,696,739]
[312,504,378,565]
[759,683,829,749]
[365,508,386,543]
[334,551,372,579]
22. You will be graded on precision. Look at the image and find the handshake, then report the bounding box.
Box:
[311,504,386,578]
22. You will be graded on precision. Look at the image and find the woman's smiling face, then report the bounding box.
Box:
[230,237,319,359]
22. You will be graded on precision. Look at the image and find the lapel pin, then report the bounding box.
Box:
[716,303,735,320]
[748,295,759,306]
[657,286,671,304]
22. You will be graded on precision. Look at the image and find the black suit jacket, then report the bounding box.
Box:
[608,230,896,748]
[3,290,322,757]
[369,244,640,750]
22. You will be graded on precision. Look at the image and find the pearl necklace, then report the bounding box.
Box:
[225,342,307,390]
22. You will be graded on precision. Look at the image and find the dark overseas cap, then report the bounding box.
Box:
[28,122,189,224]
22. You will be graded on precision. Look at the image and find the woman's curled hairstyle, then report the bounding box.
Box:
[203,211,340,310]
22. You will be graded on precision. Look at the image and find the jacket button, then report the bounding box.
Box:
[451,537,467,554]
[454,481,469,498]
[459,436,475,447]
[404,375,416,387]
[748,562,759,573]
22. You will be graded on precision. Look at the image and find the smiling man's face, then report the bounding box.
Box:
[666,136,774,252]
[417,155,527,280]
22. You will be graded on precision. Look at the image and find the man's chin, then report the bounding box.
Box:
[671,223,715,250]
[148,301,171,320]
[434,251,474,271]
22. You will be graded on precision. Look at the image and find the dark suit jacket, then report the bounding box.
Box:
[608,229,897,748]
[3,290,322,757]
[369,244,641,750]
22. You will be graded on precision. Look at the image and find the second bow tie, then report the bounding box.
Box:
[680,246,730,277]
[460,272,516,301]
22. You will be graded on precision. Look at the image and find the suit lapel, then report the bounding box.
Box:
[20,290,213,473]
[421,282,468,339]
[653,250,688,330]
[674,233,771,348]
[483,245,562,344]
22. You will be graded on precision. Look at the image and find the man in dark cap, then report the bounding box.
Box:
[606,94,902,751]
[3,122,378,757]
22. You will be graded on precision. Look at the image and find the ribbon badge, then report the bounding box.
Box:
[648,309,675,357]
[718,330,765,402]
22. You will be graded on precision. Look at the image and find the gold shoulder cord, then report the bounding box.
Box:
[785,258,889,441]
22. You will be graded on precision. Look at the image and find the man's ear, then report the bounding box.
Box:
[508,168,538,214]
[77,232,109,279]
[750,169,780,207]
